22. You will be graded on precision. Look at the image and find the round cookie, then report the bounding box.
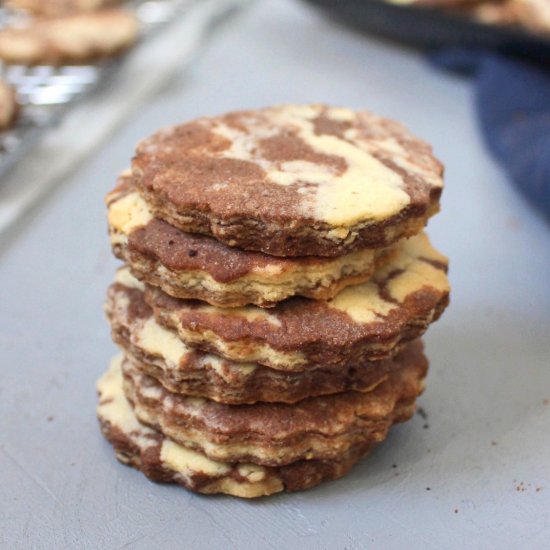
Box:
[106,268,414,404]
[465,1,518,26]
[107,173,389,308]
[511,0,550,34]
[145,232,450,371]
[0,10,138,66]
[121,347,426,466]
[0,81,19,130]
[6,0,124,16]
[98,357,379,498]
[131,104,444,257]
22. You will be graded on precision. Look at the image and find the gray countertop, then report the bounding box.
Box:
[1,1,549,548]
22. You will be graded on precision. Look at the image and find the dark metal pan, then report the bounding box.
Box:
[303,0,550,63]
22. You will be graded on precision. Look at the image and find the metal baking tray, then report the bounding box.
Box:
[303,0,550,63]
[0,0,199,179]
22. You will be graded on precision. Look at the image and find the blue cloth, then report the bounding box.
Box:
[430,50,550,219]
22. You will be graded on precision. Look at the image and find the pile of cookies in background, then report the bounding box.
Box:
[0,0,193,176]
[0,0,138,133]
[386,0,550,36]
[98,104,451,497]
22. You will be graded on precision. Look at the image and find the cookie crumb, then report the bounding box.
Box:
[543,399,549,406]
[417,407,428,419]
[423,424,429,429]
[506,217,521,230]
[454,509,458,514]
[392,464,397,469]
[426,487,431,491]
[491,441,498,446]
[47,416,54,422]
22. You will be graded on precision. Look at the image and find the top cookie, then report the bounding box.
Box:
[132,104,444,257]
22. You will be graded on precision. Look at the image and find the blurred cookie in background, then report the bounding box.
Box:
[383,0,550,35]
[511,0,550,35]
[458,0,550,35]
[463,1,518,26]
[0,81,19,130]
[0,9,139,65]
[6,0,126,17]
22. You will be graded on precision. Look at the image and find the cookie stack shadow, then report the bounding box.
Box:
[97,104,450,498]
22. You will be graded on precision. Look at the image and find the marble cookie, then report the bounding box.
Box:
[145,233,449,370]
[106,269,415,404]
[132,104,444,257]
[121,345,427,466]
[97,357,379,498]
[106,173,389,307]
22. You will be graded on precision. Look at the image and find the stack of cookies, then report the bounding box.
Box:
[98,104,450,498]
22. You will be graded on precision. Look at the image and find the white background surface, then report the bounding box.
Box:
[1,1,549,548]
